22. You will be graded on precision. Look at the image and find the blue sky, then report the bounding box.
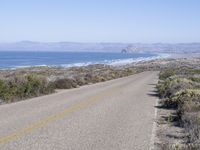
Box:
[0,0,200,43]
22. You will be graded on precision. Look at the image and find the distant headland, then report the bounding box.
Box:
[0,41,200,54]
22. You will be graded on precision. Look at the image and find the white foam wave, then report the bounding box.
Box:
[60,62,93,68]
[107,53,170,66]
[59,53,170,67]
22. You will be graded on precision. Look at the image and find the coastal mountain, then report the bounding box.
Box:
[121,43,200,54]
[0,41,200,54]
[0,41,128,52]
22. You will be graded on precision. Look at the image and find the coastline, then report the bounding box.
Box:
[0,52,169,70]
[0,52,167,105]
[0,55,199,103]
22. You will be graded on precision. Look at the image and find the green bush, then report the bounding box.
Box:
[157,78,192,99]
[159,69,176,80]
[174,89,200,115]
[0,80,11,101]
[0,75,54,102]
[190,77,200,83]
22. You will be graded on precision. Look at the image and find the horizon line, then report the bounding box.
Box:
[1,41,200,44]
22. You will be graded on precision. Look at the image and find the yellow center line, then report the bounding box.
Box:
[0,87,119,145]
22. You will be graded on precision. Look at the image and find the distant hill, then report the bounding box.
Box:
[121,43,200,54]
[0,41,128,52]
[0,41,200,54]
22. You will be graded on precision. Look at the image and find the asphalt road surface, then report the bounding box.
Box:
[0,71,158,150]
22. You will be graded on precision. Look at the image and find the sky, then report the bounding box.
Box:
[0,0,200,43]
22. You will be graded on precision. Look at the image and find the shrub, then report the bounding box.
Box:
[0,75,54,102]
[159,69,176,80]
[54,78,78,89]
[157,68,200,148]
[157,78,192,99]
[74,77,86,86]
[173,89,200,120]
[166,89,200,111]
[190,77,200,83]
[0,80,11,101]
[27,75,54,95]
[187,69,200,75]
[182,113,200,144]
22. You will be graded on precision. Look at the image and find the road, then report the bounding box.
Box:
[0,71,158,150]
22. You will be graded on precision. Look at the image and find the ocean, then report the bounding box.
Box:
[0,51,168,69]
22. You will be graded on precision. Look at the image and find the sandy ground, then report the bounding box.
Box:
[0,71,158,150]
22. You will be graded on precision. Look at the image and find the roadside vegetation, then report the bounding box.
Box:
[157,68,200,149]
[0,74,54,103]
[0,65,137,103]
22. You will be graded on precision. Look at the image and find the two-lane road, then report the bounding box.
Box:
[0,71,158,150]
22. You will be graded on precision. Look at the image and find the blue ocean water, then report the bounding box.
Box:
[0,51,167,69]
